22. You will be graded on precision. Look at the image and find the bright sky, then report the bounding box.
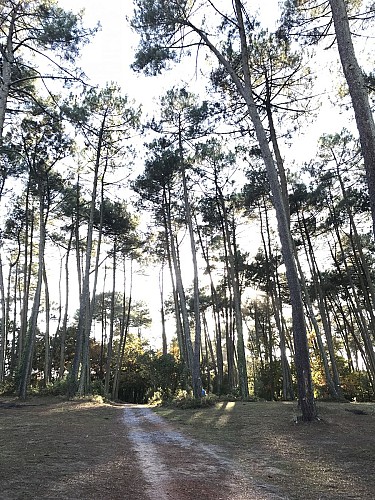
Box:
[58,0,280,106]
[54,0,308,346]
[58,1,147,97]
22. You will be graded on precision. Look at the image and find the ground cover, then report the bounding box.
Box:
[0,397,146,499]
[155,400,375,499]
[0,397,374,499]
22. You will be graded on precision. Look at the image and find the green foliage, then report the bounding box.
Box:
[37,378,70,396]
[340,371,373,402]
[253,361,284,401]
[149,353,184,400]
[162,390,219,409]
[113,335,183,404]
[131,0,188,75]
[33,4,95,61]
[118,364,152,404]
[0,380,17,396]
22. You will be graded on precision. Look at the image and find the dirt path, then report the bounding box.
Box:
[2,399,373,498]
[122,404,285,500]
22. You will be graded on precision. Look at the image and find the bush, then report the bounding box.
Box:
[38,378,69,396]
[0,380,16,396]
[341,371,374,402]
[162,390,219,409]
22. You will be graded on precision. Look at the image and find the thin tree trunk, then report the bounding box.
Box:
[167,213,194,372]
[179,123,202,399]
[159,264,168,356]
[112,260,133,401]
[196,225,224,395]
[19,183,33,364]
[42,263,50,386]
[69,111,108,397]
[260,201,294,400]
[162,192,186,363]
[216,180,248,398]
[0,253,6,382]
[104,240,117,397]
[59,230,73,379]
[19,186,46,399]
[0,7,15,141]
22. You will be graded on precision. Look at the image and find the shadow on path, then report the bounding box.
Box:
[122,405,286,500]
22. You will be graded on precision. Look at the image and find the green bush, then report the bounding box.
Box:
[162,390,219,409]
[0,380,16,396]
[341,371,373,402]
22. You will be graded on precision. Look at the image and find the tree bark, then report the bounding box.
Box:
[0,7,15,141]
[104,240,117,397]
[179,122,203,399]
[19,184,46,399]
[42,263,50,386]
[329,0,375,238]
[0,253,6,382]
[233,0,316,419]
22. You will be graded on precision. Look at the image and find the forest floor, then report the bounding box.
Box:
[0,397,374,499]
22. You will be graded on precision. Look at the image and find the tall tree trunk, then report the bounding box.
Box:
[167,208,194,372]
[216,180,249,398]
[192,3,314,415]
[69,111,108,397]
[19,186,46,399]
[159,265,168,356]
[42,263,50,386]
[59,230,73,379]
[112,260,133,401]
[19,183,33,364]
[260,201,294,400]
[0,7,15,141]
[104,240,117,397]
[162,191,186,364]
[233,0,315,419]
[0,253,6,382]
[329,0,375,238]
[179,122,202,399]
[196,226,224,395]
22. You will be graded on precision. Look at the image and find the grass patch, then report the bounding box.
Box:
[154,400,375,500]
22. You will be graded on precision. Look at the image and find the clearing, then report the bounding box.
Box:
[0,397,374,499]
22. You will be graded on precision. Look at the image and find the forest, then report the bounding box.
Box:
[0,0,375,423]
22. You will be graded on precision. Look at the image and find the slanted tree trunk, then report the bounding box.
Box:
[233,0,315,419]
[329,0,375,238]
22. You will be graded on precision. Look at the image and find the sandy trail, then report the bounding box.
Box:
[122,405,286,500]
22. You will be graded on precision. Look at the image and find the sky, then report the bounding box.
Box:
[53,0,307,347]
[58,0,281,106]
[53,0,345,347]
